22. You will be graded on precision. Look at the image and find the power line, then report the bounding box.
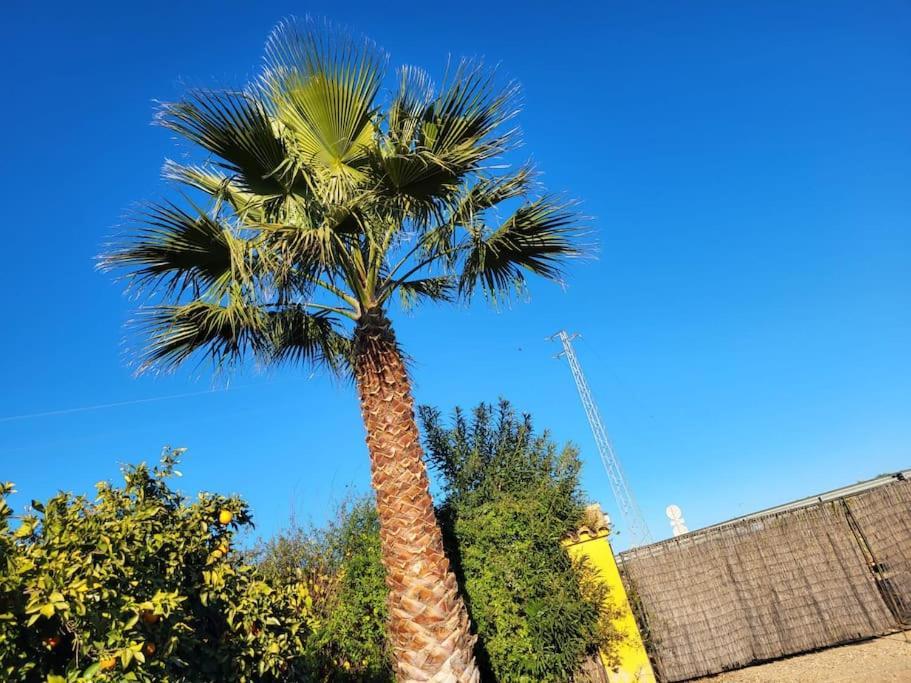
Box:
[0,381,283,424]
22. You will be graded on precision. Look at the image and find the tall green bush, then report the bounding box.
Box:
[419,400,619,682]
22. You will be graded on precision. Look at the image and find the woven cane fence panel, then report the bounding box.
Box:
[620,501,895,681]
[846,480,911,623]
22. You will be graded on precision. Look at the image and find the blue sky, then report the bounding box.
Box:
[2,1,908,550]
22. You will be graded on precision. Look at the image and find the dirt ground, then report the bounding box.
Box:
[693,632,911,682]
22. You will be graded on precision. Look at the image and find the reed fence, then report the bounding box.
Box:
[618,477,911,681]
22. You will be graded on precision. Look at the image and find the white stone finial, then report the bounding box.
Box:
[665,504,689,537]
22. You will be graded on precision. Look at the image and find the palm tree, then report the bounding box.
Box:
[102,19,583,682]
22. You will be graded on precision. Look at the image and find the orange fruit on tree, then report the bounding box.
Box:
[218,509,233,525]
[143,642,156,657]
[141,610,160,625]
[100,656,117,671]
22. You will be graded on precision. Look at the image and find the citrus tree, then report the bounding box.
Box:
[101,18,583,681]
[0,449,319,682]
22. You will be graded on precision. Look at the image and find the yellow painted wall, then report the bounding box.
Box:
[565,531,656,683]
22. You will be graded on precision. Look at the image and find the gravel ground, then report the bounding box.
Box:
[693,632,911,682]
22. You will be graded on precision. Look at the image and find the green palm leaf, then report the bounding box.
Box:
[101,202,243,296]
[136,297,265,373]
[262,19,384,203]
[447,165,534,229]
[265,306,352,373]
[157,89,290,196]
[162,161,266,222]
[386,66,434,149]
[396,275,456,311]
[375,63,520,223]
[424,60,520,168]
[458,197,582,299]
[256,205,364,294]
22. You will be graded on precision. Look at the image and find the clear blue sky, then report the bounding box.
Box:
[2,1,908,549]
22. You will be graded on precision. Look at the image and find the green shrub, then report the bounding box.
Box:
[257,500,391,681]
[419,400,619,682]
[0,449,319,682]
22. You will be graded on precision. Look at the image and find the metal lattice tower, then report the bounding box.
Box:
[552,331,652,547]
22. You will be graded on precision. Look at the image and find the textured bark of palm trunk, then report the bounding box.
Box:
[354,310,480,683]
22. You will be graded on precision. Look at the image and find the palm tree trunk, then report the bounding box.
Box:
[353,309,479,683]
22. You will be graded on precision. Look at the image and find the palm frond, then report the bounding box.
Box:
[387,66,434,148]
[380,167,537,289]
[458,197,582,299]
[395,275,456,311]
[257,209,361,289]
[157,89,290,196]
[135,297,265,373]
[447,165,534,230]
[374,151,458,226]
[265,305,352,374]
[423,60,520,169]
[373,63,520,224]
[162,160,265,221]
[262,18,385,203]
[100,202,246,296]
